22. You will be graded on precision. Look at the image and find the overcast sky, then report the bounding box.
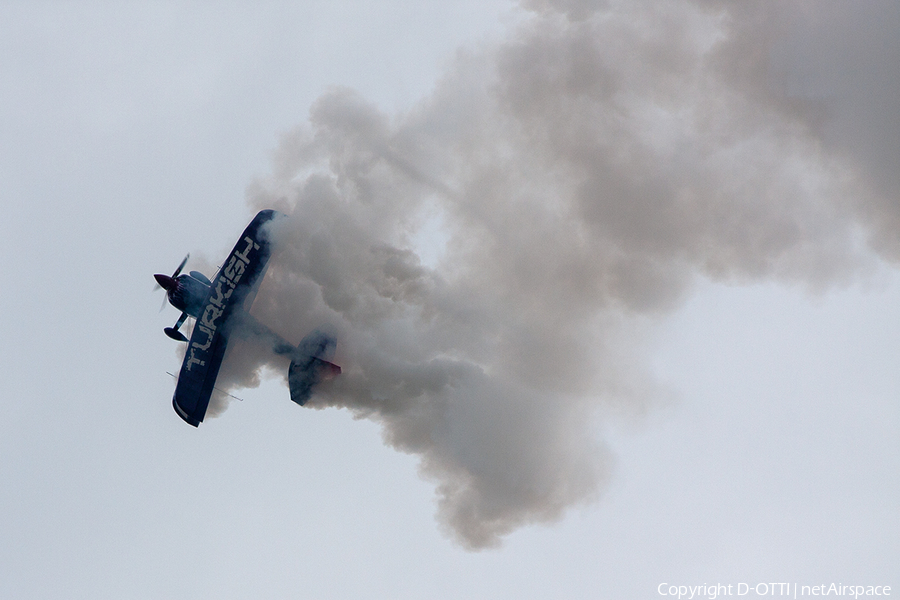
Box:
[0,1,897,598]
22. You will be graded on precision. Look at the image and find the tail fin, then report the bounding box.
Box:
[288,327,341,406]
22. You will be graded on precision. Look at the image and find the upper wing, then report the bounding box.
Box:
[172,209,283,426]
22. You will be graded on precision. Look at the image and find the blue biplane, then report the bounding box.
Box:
[154,210,340,426]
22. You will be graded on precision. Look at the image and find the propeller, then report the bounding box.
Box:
[154,253,189,311]
[154,255,193,341]
[153,254,189,292]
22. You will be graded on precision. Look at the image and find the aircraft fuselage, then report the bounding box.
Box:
[167,273,210,318]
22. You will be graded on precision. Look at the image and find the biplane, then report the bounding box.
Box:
[154,210,340,426]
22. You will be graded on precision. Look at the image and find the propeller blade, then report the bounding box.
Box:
[172,253,189,278]
[154,273,176,311]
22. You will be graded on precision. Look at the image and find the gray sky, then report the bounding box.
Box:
[0,1,897,598]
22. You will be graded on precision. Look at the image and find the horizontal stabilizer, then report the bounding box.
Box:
[288,327,340,406]
[289,357,341,406]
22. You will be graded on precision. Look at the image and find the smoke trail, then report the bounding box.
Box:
[212,0,886,548]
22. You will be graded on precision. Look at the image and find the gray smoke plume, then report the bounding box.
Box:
[210,0,893,548]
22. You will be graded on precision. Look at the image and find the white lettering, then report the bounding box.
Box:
[185,347,205,371]
[223,256,246,282]
[191,325,214,352]
[184,232,260,371]
[209,280,234,308]
[234,236,259,264]
[201,305,223,330]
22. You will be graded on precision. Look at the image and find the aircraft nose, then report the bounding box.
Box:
[154,274,176,290]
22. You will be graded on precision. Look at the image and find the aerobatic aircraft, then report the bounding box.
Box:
[154,209,340,426]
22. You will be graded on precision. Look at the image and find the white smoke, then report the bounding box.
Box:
[212,0,889,548]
